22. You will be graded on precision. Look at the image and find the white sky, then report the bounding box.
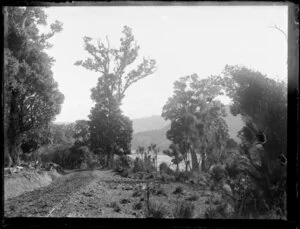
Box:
[42,5,288,123]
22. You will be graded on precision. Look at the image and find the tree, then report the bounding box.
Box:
[49,123,75,146]
[162,74,229,172]
[75,26,156,105]
[163,143,183,172]
[4,7,64,166]
[89,101,133,168]
[220,65,287,217]
[222,65,287,164]
[148,143,159,171]
[75,26,156,168]
[73,120,90,147]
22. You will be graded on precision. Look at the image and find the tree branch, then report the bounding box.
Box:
[268,24,287,40]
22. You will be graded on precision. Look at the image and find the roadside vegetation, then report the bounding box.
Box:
[4,6,287,219]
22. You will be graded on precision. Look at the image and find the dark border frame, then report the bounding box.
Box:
[1,1,298,229]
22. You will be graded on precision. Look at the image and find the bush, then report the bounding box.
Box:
[159,162,174,175]
[173,201,195,218]
[210,164,227,183]
[185,194,199,201]
[40,144,71,168]
[114,155,133,174]
[204,202,229,219]
[132,189,142,197]
[151,185,167,196]
[133,158,146,173]
[132,157,155,173]
[133,202,143,210]
[145,201,168,218]
[175,171,193,182]
[111,201,121,212]
[173,186,184,195]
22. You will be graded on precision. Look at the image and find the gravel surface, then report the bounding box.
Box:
[5,169,211,218]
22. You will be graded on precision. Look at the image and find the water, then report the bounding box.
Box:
[129,153,185,171]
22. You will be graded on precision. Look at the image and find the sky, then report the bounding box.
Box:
[41,5,288,123]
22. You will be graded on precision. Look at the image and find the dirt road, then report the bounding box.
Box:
[5,169,210,218]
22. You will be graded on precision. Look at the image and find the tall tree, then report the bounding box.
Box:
[221,65,287,165]
[73,120,90,147]
[4,7,64,166]
[75,26,156,168]
[162,74,229,171]
[220,65,287,216]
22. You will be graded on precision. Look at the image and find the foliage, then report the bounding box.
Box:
[204,202,229,219]
[4,7,64,166]
[132,157,155,174]
[209,164,228,183]
[49,122,75,145]
[145,201,168,218]
[20,127,52,154]
[147,143,159,171]
[173,201,195,218]
[39,144,97,170]
[73,120,90,147]
[220,65,287,218]
[75,26,156,168]
[75,26,156,104]
[173,186,184,195]
[133,202,143,210]
[163,143,183,172]
[113,155,133,174]
[159,162,174,175]
[185,194,199,201]
[89,102,133,168]
[226,138,238,150]
[162,74,229,172]
[175,171,193,183]
[111,201,121,212]
[222,65,287,162]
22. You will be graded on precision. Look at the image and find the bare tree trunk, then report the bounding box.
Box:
[190,149,199,172]
[107,147,114,169]
[200,151,206,172]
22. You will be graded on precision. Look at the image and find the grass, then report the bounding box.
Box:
[145,200,168,218]
[185,194,199,201]
[173,186,184,195]
[133,202,143,210]
[173,200,195,218]
[110,201,121,212]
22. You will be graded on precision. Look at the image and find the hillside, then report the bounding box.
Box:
[132,115,170,133]
[131,106,244,151]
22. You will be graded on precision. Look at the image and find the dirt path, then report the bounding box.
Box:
[5,169,211,218]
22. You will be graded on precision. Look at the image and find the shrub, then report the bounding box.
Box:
[132,189,142,197]
[173,201,195,218]
[204,202,228,219]
[185,194,199,201]
[133,202,143,210]
[151,185,167,196]
[175,171,193,182]
[114,155,133,174]
[111,201,121,212]
[159,162,174,175]
[173,186,184,195]
[145,201,168,218]
[133,158,146,173]
[210,164,227,183]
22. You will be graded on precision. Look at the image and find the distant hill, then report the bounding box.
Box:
[131,106,244,151]
[131,125,171,151]
[132,115,170,133]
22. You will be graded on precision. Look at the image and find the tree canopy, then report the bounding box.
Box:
[4,7,64,166]
[75,26,155,168]
[162,74,229,172]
